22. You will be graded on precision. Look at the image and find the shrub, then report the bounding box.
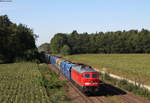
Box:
[38,65,70,103]
[61,45,71,55]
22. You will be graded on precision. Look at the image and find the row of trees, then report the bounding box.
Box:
[0,15,38,62]
[50,29,150,55]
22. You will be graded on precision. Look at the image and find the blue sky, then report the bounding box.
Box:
[0,0,150,46]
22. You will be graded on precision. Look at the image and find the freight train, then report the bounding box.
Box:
[45,54,102,94]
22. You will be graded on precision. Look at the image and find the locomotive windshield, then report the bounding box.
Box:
[92,74,98,78]
[83,73,98,78]
[84,74,90,78]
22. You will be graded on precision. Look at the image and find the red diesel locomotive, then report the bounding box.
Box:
[71,64,101,93]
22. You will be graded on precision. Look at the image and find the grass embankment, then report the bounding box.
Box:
[38,64,71,103]
[101,73,150,100]
[64,54,150,86]
[0,62,70,103]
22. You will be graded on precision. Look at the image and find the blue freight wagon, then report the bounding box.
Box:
[60,61,74,80]
[50,56,58,64]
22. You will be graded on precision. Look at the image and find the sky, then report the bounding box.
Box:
[0,0,150,46]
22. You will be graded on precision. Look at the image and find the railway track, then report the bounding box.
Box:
[48,64,150,103]
[67,79,95,103]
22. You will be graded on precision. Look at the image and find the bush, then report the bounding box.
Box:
[38,64,70,103]
[61,45,71,55]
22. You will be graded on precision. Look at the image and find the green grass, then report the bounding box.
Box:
[100,73,150,100]
[64,54,150,85]
[0,62,70,103]
[38,64,71,103]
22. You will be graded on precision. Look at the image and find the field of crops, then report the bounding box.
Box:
[64,54,150,85]
[0,62,51,103]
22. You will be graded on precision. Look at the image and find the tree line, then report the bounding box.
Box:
[0,15,38,62]
[50,29,150,55]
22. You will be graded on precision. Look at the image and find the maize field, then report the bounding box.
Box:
[0,62,50,103]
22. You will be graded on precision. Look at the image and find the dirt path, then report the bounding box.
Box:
[95,69,150,92]
[48,64,150,103]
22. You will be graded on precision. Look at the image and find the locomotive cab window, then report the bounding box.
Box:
[84,74,90,78]
[92,74,98,78]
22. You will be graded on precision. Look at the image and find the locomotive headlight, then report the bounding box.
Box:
[85,82,91,85]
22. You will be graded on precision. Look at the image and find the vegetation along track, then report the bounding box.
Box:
[103,83,150,103]
[48,64,150,103]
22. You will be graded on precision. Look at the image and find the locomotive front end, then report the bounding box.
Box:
[81,72,101,93]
